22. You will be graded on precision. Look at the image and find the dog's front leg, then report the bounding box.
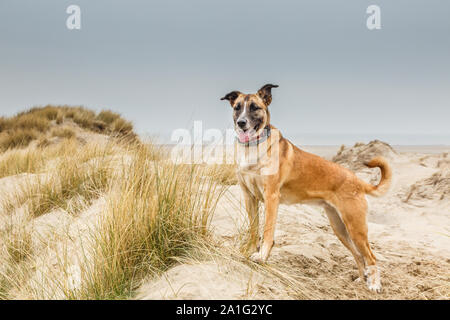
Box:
[244,192,259,255]
[258,186,280,263]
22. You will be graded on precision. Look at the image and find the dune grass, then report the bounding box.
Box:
[96,110,122,126]
[63,144,226,299]
[0,120,229,299]
[0,136,122,299]
[0,147,45,179]
[50,127,76,139]
[0,128,40,151]
[0,105,136,152]
[0,137,85,179]
[2,214,34,265]
[2,141,118,217]
[0,106,234,299]
[0,211,34,299]
[0,136,116,179]
[205,163,238,185]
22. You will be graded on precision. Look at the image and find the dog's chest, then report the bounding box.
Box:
[235,143,273,201]
[237,170,265,201]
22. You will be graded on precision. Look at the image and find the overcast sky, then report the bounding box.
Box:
[0,0,449,145]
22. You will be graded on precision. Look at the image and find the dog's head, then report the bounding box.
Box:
[221,84,278,143]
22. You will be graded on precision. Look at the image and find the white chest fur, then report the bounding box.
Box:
[237,169,265,201]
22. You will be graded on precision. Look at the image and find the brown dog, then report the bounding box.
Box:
[221,84,392,292]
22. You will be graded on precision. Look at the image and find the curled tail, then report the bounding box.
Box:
[362,156,392,197]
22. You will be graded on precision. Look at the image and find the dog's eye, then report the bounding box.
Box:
[234,104,241,111]
[250,104,260,111]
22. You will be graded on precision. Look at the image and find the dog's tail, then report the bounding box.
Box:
[362,156,392,197]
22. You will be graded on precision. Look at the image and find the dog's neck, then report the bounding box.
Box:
[236,125,271,147]
[235,125,282,175]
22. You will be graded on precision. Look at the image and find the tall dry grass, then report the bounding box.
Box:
[0,212,34,299]
[0,128,40,151]
[64,145,226,299]
[0,148,44,179]
[0,106,235,299]
[205,163,238,185]
[0,129,229,299]
[1,140,118,217]
[0,106,136,152]
[50,127,76,139]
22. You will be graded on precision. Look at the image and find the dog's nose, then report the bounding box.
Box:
[237,119,247,128]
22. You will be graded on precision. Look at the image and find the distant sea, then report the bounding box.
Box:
[286,133,450,146]
[143,133,450,147]
[143,133,449,160]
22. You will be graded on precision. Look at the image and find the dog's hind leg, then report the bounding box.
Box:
[337,197,381,293]
[323,203,366,281]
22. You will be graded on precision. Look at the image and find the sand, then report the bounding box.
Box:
[1,140,449,299]
[137,141,450,300]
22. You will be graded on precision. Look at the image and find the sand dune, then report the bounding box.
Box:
[137,141,450,300]
[0,114,448,300]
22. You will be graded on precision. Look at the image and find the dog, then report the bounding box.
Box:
[220,84,392,292]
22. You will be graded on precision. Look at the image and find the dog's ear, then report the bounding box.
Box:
[257,84,279,106]
[220,91,241,106]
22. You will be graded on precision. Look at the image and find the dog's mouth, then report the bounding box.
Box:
[237,124,261,143]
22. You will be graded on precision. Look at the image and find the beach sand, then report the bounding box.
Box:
[1,139,448,299]
[137,141,450,300]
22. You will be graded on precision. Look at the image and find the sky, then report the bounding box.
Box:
[0,0,449,145]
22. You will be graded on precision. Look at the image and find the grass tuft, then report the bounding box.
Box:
[50,127,76,139]
[65,145,226,299]
[0,106,137,152]
[0,129,39,151]
[0,106,232,300]
[96,110,122,126]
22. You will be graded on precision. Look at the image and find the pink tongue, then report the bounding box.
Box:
[239,132,251,143]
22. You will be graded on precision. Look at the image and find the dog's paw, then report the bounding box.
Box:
[365,266,382,293]
[367,281,382,293]
[249,252,263,263]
